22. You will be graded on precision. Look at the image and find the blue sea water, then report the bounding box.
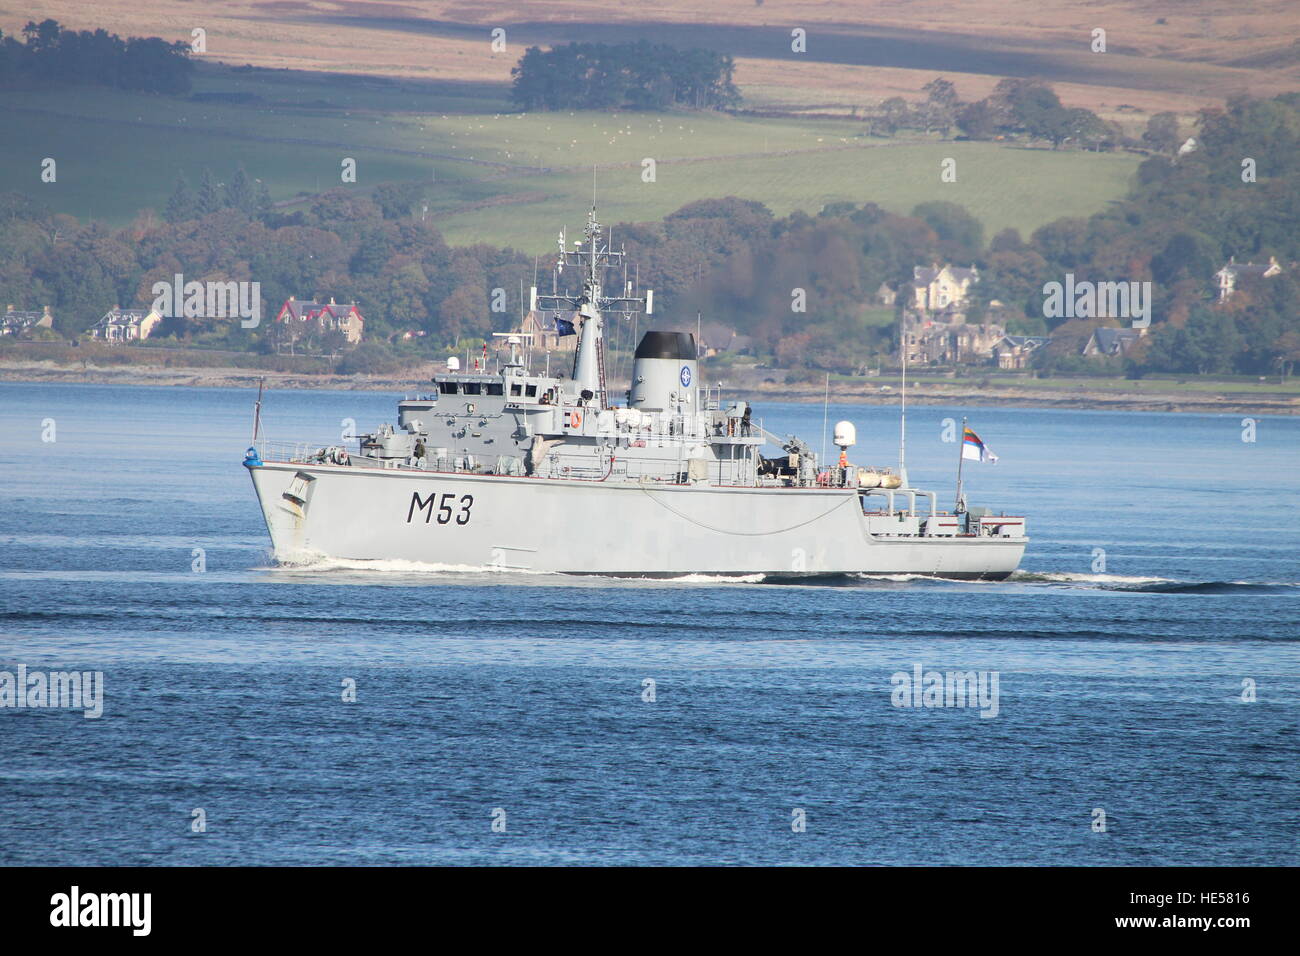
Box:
[0,381,1296,865]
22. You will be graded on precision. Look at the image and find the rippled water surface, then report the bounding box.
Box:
[1,382,1296,865]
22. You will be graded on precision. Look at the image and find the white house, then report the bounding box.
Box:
[910,263,978,315]
[89,307,163,344]
[1214,256,1282,302]
[1,304,53,337]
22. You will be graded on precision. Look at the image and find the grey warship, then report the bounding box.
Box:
[244,206,1027,578]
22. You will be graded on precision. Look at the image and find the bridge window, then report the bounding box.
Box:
[438,381,459,395]
[487,383,504,396]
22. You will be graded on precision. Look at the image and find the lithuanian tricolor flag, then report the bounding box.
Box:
[961,426,999,464]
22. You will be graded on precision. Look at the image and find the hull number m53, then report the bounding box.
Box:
[407,491,474,525]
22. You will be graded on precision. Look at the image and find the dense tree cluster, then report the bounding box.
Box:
[510,41,739,111]
[0,179,528,356]
[165,167,273,223]
[869,77,1117,150]
[609,198,977,372]
[1,94,1296,378]
[621,94,1300,377]
[964,78,1114,149]
[0,19,193,94]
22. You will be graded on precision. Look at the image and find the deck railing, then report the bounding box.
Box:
[253,439,320,464]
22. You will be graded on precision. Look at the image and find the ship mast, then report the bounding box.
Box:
[532,205,652,408]
[898,312,910,488]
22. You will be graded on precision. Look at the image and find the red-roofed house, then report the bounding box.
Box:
[274,296,365,344]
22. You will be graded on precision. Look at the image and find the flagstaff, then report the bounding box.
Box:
[955,415,967,513]
[955,421,999,514]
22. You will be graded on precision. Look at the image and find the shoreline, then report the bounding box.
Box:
[2,360,1296,416]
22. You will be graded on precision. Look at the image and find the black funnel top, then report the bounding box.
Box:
[635,331,696,360]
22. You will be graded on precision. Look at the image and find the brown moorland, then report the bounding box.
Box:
[3,0,1298,118]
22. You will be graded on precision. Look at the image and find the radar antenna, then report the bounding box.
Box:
[531,205,653,406]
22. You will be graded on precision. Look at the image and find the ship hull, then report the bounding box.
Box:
[247,461,1026,579]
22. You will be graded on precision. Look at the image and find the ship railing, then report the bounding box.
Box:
[255,438,433,469]
[253,439,325,464]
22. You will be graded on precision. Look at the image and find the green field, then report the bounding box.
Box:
[0,65,1140,249]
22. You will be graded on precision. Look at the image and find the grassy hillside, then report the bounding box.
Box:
[430,140,1138,250]
[7,0,1298,118]
[0,66,1139,249]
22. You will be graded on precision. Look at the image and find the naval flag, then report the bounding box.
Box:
[961,426,999,464]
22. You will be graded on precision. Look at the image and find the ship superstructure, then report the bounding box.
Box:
[244,206,1027,578]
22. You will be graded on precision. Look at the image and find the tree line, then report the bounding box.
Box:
[866,76,1219,162]
[604,92,1300,378]
[0,175,529,361]
[0,19,193,94]
[510,41,739,111]
[865,77,1118,150]
[0,94,1296,378]
[165,168,273,222]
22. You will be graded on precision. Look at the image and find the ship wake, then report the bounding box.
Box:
[1010,571,1298,594]
[264,553,556,576]
[660,573,768,584]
